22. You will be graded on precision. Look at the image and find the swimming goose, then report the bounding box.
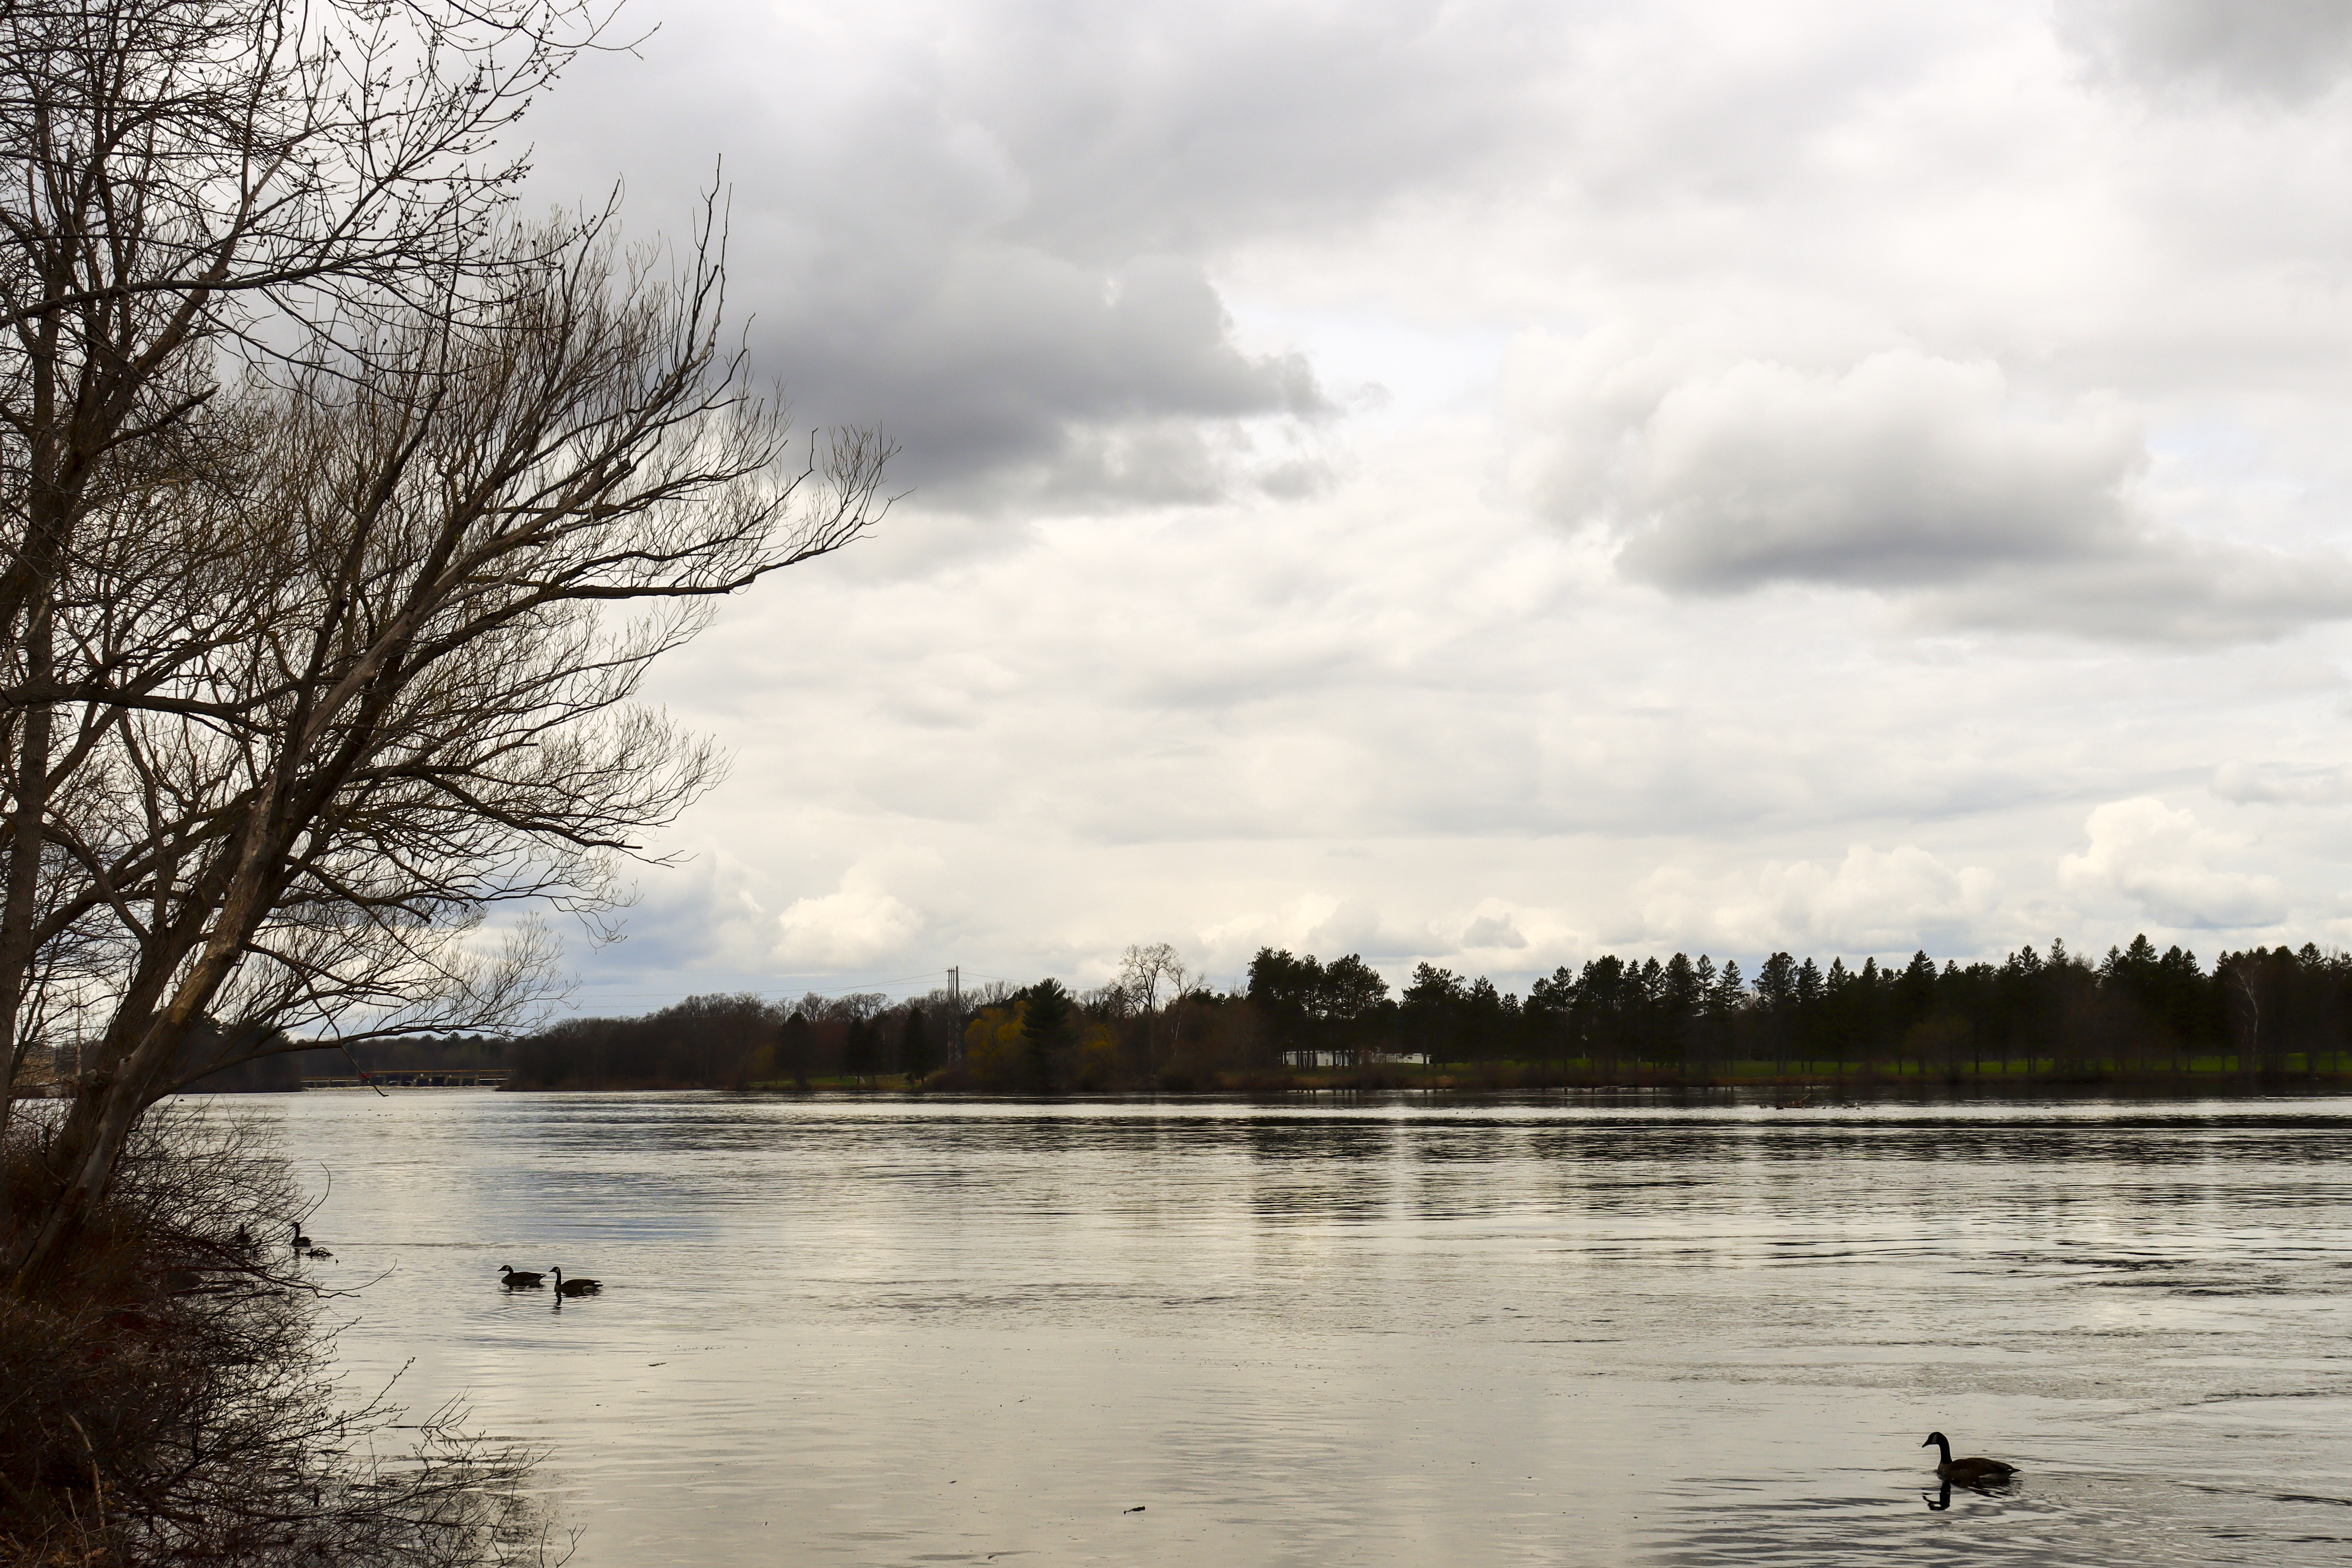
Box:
[551,1266,601,1297]
[499,1265,545,1288]
[1921,1432,2016,1484]
[290,1222,311,1249]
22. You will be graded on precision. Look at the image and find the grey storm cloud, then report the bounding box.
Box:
[909,0,1577,261]
[1614,353,2145,590]
[1525,348,2352,644]
[2211,761,2352,806]
[2060,0,2352,102]
[771,247,1326,506]
[521,0,1581,508]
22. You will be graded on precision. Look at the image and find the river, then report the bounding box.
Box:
[251,1090,2352,1566]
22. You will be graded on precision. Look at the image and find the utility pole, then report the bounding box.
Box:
[949,966,961,1064]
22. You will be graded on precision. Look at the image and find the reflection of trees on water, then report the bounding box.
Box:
[1247,1120,1403,1224]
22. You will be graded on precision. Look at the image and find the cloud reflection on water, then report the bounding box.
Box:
[252,1091,2352,1566]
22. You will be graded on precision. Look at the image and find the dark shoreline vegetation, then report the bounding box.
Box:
[255,935,2352,1096]
[0,1110,551,1566]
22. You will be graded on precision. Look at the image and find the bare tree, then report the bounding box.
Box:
[1117,941,1189,1081]
[0,0,906,1288]
[9,220,894,1286]
[0,0,608,1134]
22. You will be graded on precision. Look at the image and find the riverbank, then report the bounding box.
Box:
[0,1110,548,1567]
[730,1054,2352,1096]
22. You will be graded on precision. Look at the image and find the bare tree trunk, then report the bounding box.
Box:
[0,600,53,1136]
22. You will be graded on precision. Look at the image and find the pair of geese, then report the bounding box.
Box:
[290,1223,598,1297]
[500,1263,601,1296]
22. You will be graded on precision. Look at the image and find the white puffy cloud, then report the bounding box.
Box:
[1459,911,1530,951]
[2059,798,2287,928]
[1635,844,2002,957]
[774,867,928,969]
[1193,894,1445,973]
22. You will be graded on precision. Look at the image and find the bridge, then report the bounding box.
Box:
[300,1070,509,1089]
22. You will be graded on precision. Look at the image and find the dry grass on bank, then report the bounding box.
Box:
[1,1108,555,1568]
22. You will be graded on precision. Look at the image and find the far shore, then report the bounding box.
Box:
[467,1058,2352,1097]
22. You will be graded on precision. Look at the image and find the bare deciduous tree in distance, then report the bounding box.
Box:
[1117,941,1190,1083]
[0,0,898,1288]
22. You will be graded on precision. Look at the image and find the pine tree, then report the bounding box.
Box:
[1020,979,1073,1092]
[843,1018,875,1082]
[780,1011,814,1091]
[900,1006,934,1083]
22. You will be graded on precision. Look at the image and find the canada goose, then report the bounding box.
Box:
[551,1266,601,1297]
[499,1265,545,1288]
[290,1222,311,1249]
[303,1246,334,1260]
[1921,1432,2016,1484]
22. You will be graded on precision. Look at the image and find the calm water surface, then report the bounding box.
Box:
[248,1091,2352,1565]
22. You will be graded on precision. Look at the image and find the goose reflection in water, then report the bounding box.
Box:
[1920,1473,2021,1512]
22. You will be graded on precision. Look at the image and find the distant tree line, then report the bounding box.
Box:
[503,987,960,1090]
[160,1032,516,1094]
[205,933,2352,1093]
[1379,936,2343,1083]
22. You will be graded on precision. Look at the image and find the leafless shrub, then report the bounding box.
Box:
[0,1106,554,1567]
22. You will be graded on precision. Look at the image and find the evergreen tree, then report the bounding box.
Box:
[1402,963,1466,1061]
[779,1010,814,1090]
[1318,954,1393,1065]
[1577,955,1631,1075]
[1247,948,1322,1059]
[1895,950,1938,1033]
[1855,957,1890,1075]
[900,1006,934,1083]
[1663,953,1702,1012]
[843,1017,875,1082]
[1526,966,1577,1071]
[1020,978,1074,1091]
[1464,976,1511,1065]
[1689,955,1720,1074]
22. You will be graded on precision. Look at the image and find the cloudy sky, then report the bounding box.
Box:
[513,0,2352,1010]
